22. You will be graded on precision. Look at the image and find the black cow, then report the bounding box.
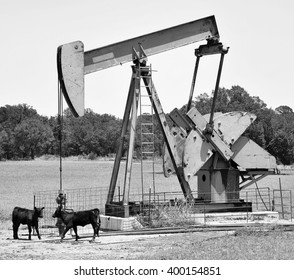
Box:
[12,206,45,240]
[52,206,101,242]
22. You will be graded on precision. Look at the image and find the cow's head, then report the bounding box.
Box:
[34,207,45,218]
[52,206,62,218]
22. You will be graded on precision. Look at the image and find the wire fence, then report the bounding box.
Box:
[272,189,293,220]
[33,184,144,235]
[33,184,293,236]
[139,187,293,227]
[34,187,109,235]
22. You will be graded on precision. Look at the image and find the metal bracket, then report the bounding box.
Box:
[132,45,148,66]
[195,42,229,57]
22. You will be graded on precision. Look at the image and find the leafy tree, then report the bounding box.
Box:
[0,104,39,159]
[0,129,8,160]
[267,106,294,164]
[0,104,37,130]
[185,86,294,164]
[52,109,122,157]
[1,94,293,165]
[14,116,54,159]
[275,105,293,115]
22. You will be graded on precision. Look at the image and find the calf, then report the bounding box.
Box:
[52,206,100,242]
[12,206,45,240]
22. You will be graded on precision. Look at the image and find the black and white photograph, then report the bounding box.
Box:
[0,0,293,279]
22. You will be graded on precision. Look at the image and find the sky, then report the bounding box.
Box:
[1,0,293,118]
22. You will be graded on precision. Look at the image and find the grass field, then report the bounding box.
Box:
[0,158,183,220]
[1,159,294,260]
[0,158,293,222]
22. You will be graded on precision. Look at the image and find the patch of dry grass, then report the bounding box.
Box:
[139,226,294,260]
[0,210,11,230]
[138,203,198,228]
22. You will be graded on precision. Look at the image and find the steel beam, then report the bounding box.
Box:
[84,16,219,74]
[57,16,219,117]
[106,67,137,204]
[122,70,140,216]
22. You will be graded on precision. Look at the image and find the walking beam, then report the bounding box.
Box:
[57,16,219,117]
[84,16,219,74]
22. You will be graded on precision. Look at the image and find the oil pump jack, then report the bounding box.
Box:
[57,16,277,218]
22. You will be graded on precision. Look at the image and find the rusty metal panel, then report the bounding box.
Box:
[84,16,219,74]
[169,108,192,131]
[232,136,277,170]
[183,130,213,181]
[57,41,85,117]
[206,133,233,160]
[187,107,233,161]
[163,126,187,177]
[205,111,256,147]
[187,107,207,130]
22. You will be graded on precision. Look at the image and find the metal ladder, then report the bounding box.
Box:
[139,65,156,203]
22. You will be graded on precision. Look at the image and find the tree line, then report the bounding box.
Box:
[0,85,293,164]
[0,105,122,160]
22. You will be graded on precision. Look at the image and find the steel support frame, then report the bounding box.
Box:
[141,74,193,199]
[106,63,193,217]
[106,66,138,207]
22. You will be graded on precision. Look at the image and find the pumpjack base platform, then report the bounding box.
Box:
[190,200,252,213]
[105,200,252,218]
[105,202,141,218]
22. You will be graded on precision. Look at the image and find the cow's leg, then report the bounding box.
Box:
[97,220,101,237]
[97,225,100,237]
[28,224,32,240]
[13,222,20,239]
[61,226,71,240]
[72,226,79,241]
[35,225,41,240]
[90,223,97,242]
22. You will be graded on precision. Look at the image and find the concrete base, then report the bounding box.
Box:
[100,215,143,231]
[53,211,290,235]
[99,211,281,231]
[190,211,280,225]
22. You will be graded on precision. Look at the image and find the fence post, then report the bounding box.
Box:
[279,178,285,219]
[33,194,36,235]
[148,185,151,225]
[246,191,249,224]
[203,204,206,226]
[255,189,258,210]
[267,187,271,211]
[290,190,293,222]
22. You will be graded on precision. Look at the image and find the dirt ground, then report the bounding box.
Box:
[2,220,294,260]
[0,222,232,260]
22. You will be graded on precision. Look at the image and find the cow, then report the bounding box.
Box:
[52,206,101,242]
[12,206,45,240]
